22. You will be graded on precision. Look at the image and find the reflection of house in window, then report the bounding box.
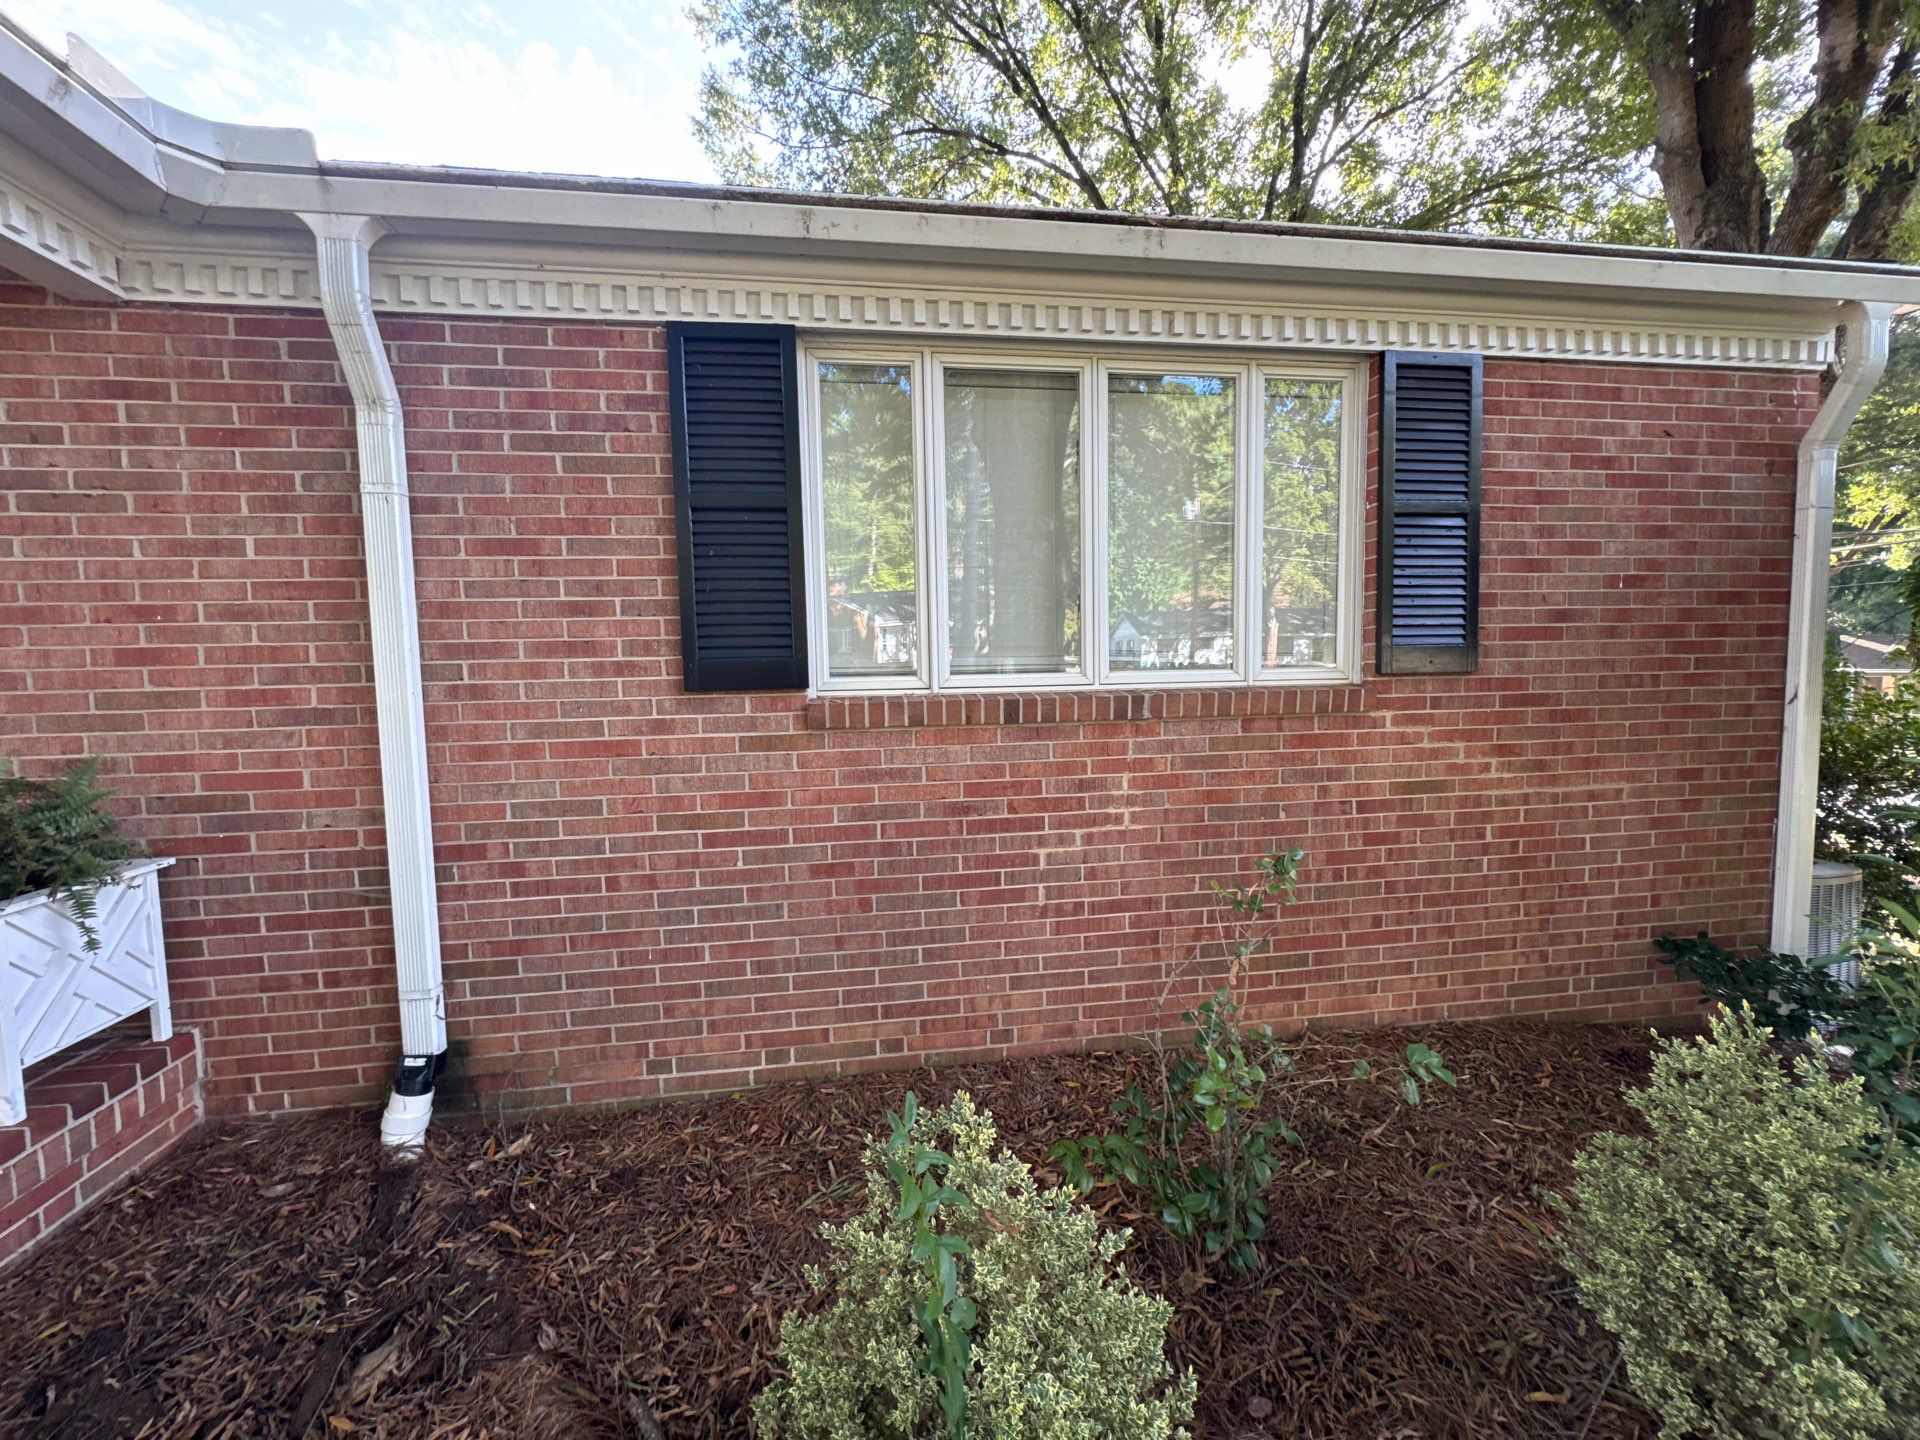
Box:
[1268,599,1336,667]
[827,575,919,673]
[1108,603,1233,670]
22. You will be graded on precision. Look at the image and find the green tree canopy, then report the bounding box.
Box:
[692,0,1661,236]
[1836,315,1920,649]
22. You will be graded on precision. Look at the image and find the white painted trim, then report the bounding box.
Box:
[799,340,1364,696]
[1235,361,1263,686]
[2,12,1909,316]
[0,120,1867,374]
[1771,302,1897,956]
[300,212,446,1060]
[104,242,1849,370]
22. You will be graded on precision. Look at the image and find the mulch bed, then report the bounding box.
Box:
[0,1021,1662,1440]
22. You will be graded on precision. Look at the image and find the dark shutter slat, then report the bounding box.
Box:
[1378,352,1481,675]
[669,324,808,691]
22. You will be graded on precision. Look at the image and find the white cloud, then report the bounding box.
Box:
[4,0,718,181]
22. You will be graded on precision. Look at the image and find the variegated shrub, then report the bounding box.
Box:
[754,1092,1196,1440]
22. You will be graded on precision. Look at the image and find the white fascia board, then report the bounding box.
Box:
[208,167,1920,311]
[0,18,307,218]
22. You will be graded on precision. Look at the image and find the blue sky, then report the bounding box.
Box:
[5,0,720,182]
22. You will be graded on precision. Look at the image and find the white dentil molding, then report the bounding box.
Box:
[109,247,1837,369]
[0,163,124,299]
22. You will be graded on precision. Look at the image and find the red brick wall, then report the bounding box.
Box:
[0,273,1822,1114]
[0,1030,202,1269]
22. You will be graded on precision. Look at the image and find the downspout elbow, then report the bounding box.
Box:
[380,1052,447,1151]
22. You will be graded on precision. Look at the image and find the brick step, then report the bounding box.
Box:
[0,1027,202,1271]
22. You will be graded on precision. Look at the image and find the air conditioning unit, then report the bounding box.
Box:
[1809,859,1865,988]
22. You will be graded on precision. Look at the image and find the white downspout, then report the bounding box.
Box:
[1771,300,1897,955]
[300,212,447,1152]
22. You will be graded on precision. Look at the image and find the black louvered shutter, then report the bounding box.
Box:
[1378,351,1482,675]
[668,323,808,691]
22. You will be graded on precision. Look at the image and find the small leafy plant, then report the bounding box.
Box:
[755,1091,1195,1440]
[880,1093,978,1436]
[1052,847,1456,1273]
[1361,1040,1459,1108]
[1052,985,1299,1273]
[0,758,138,952]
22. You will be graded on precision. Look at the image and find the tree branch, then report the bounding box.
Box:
[1835,41,1919,260]
[1770,0,1900,256]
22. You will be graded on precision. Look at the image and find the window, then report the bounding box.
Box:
[801,344,1363,692]
[944,368,1081,677]
[1107,372,1238,674]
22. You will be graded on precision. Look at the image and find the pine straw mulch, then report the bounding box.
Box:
[0,1020,1664,1440]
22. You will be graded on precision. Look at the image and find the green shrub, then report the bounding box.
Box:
[1653,924,1920,1145]
[1555,1008,1920,1440]
[1051,983,1300,1274]
[1835,903,1920,1144]
[1653,930,1842,1042]
[754,1091,1195,1440]
[0,758,138,952]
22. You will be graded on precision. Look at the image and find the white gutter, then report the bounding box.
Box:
[1772,300,1898,956]
[300,212,447,1152]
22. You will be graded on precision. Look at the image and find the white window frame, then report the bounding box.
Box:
[799,338,1365,695]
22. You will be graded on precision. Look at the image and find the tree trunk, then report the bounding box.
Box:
[1687,0,1771,250]
[1606,0,1916,258]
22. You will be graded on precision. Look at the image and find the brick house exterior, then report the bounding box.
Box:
[1,272,1827,1114]
[0,24,1914,1210]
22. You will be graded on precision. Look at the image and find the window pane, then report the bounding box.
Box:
[1262,378,1343,668]
[1106,373,1236,672]
[819,363,918,679]
[944,369,1081,676]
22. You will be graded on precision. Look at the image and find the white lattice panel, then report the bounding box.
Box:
[0,860,174,1125]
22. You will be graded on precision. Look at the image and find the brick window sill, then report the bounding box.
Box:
[804,685,1367,731]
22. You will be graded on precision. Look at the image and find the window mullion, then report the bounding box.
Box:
[920,349,942,691]
[1087,361,1110,686]
[1237,362,1262,684]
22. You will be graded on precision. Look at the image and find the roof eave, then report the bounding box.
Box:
[3,17,1919,316]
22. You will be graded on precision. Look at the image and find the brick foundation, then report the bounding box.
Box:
[0,1029,203,1269]
[0,272,1820,1115]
